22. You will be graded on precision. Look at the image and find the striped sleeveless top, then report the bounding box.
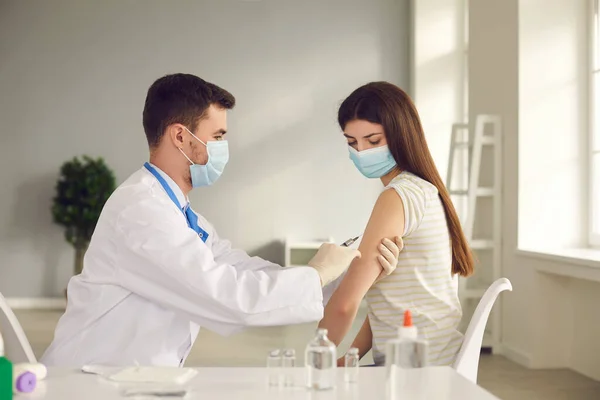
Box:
[368,172,463,366]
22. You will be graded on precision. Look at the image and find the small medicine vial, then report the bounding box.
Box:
[344,348,359,383]
[266,349,282,387]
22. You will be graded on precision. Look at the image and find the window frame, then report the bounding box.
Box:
[589,0,600,246]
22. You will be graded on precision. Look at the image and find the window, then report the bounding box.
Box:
[519,0,589,251]
[590,0,600,246]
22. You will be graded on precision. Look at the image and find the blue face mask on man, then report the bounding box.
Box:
[348,145,397,179]
[179,127,229,188]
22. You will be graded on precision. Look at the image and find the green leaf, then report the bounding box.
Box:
[51,156,117,242]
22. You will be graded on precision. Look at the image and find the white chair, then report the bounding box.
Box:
[0,291,37,363]
[452,277,512,383]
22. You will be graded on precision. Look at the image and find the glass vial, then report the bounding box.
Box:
[282,348,296,387]
[266,349,282,387]
[305,328,336,390]
[344,347,359,383]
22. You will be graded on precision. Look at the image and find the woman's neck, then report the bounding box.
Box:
[380,168,402,187]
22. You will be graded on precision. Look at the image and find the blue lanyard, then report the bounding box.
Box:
[143,162,208,242]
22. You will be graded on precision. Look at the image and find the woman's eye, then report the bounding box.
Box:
[369,140,381,145]
[347,141,357,147]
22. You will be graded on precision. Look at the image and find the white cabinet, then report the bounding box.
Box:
[283,237,334,267]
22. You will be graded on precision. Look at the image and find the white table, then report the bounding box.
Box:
[17,366,499,399]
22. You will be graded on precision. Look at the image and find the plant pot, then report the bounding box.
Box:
[64,243,89,304]
[74,242,89,276]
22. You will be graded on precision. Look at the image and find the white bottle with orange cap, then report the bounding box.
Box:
[384,310,428,397]
[384,309,428,371]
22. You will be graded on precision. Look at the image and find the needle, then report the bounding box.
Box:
[341,235,361,247]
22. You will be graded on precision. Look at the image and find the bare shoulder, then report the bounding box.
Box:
[374,186,405,212]
[361,186,405,243]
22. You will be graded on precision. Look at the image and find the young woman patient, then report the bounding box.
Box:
[318,81,474,367]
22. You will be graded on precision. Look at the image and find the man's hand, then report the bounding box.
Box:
[308,244,361,287]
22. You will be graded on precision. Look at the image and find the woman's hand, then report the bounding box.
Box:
[337,357,345,367]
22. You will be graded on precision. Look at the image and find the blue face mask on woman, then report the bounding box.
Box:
[348,145,397,179]
[179,127,229,188]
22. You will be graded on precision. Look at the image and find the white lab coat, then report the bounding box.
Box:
[41,166,324,367]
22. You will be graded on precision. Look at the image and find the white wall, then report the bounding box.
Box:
[0,0,411,297]
[411,0,468,181]
[468,0,520,352]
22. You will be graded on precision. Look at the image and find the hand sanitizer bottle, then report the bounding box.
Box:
[385,310,427,373]
[385,309,428,369]
[385,310,428,397]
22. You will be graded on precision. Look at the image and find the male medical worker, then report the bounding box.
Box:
[42,74,402,367]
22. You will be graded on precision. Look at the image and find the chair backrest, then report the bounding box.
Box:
[0,292,37,363]
[452,278,512,383]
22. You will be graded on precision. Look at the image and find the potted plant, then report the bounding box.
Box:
[52,156,116,278]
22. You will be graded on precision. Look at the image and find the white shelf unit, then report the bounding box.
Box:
[284,237,334,267]
[446,115,502,352]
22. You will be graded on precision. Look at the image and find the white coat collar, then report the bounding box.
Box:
[147,163,188,209]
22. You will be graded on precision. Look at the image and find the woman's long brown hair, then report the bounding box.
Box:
[338,81,474,277]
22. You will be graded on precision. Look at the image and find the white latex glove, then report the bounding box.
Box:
[376,236,404,281]
[308,243,361,287]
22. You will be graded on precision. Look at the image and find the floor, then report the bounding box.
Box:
[14,309,600,400]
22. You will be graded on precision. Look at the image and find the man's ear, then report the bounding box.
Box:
[166,124,185,149]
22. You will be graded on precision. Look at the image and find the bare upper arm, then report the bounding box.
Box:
[326,188,405,310]
[357,188,406,268]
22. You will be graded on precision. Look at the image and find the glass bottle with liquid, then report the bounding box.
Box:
[344,347,360,383]
[266,349,282,387]
[282,348,296,387]
[305,328,336,390]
